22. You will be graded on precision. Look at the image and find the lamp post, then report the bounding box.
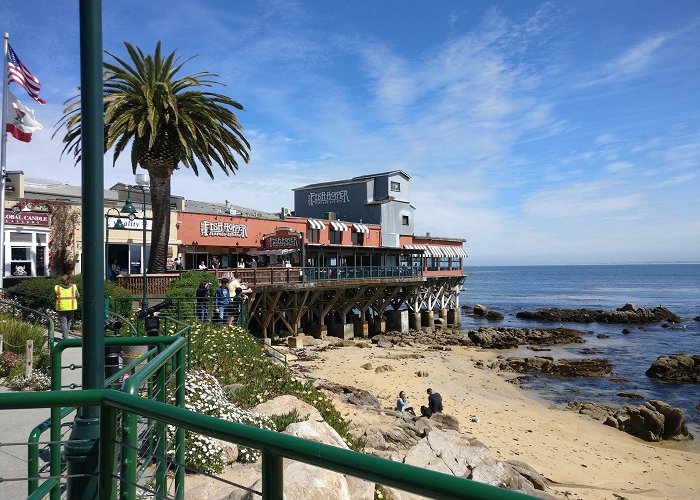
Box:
[121,185,148,311]
[104,208,124,280]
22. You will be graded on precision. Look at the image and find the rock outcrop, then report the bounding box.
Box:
[371,328,472,347]
[516,304,682,324]
[565,400,693,442]
[645,353,700,383]
[486,357,612,377]
[468,326,585,349]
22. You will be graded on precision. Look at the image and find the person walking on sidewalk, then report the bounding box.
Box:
[54,274,79,338]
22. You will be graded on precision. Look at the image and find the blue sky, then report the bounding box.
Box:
[2,0,699,265]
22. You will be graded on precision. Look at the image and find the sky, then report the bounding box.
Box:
[2,0,699,266]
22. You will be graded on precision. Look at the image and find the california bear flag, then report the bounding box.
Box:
[5,90,43,142]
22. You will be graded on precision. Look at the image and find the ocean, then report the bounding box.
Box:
[460,264,700,443]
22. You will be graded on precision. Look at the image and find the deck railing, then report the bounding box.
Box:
[115,265,424,296]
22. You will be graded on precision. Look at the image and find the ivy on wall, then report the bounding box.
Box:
[19,199,81,276]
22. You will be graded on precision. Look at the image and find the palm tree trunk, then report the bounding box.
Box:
[147,170,172,273]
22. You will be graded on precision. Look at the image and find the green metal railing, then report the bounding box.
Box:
[0,387,533,500]
[303,265,421,282]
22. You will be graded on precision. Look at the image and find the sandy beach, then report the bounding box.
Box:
[291,340,700,499]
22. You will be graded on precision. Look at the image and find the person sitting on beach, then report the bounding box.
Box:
[396,391,415,415]
[420,388,443,418]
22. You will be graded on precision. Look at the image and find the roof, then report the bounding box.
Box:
[183,199,278,219]
[293,170,410,191]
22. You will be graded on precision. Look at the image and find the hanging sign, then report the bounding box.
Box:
[107,216,152,231]
[263,228,301,249]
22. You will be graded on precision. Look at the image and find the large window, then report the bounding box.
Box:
[351,232,364,245]
[330,229,342,244]
[402,215,409,226]
[451,258,462,271]
[390,181,401,192]
[7,231,48,277]
[307,228,319,243]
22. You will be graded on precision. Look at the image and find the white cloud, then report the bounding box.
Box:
[606,161,634,173]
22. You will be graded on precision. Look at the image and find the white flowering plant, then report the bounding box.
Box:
[168,369,275,473]
[5,370,51,391]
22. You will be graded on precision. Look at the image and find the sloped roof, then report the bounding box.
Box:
[293,170,410,191]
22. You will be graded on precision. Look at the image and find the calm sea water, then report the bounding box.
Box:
[460,264,700,441]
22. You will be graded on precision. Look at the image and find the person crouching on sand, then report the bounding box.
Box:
[420,388,443,418]
[396,391,415,415]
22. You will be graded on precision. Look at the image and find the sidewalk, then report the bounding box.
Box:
[0,344,83,499]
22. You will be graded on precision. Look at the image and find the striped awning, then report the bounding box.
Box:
[330,221,349,231]
[308,219,326,230]
[353,223,370,233]
[405,244,466,258]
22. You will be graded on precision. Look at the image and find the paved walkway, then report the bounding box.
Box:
[0,343,83,499]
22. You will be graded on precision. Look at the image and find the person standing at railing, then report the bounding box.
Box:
[196,281,211,322]
[54,274,79,338]
[214,278,231,323]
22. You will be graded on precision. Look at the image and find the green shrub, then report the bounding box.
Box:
[165,271,216,321]
[189,322,364,452]
[5,370,51,391]
[6,276,66,317]
[0,315,51,375]
[269,409,303,432]
[105,280,134,318]
[0,351,22,377]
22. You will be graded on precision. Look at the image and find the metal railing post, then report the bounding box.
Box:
[261,451,283,500]
[98,404,117,498]
[174,345,186,500]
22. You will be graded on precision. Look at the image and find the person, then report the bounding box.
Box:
[284,259,292,268]
[396,391,415,415]
[211,256,220,269]
[175,254,184,271]
[54,274,80,338]
[250,257,257,269]
[214,278,231,323]
[227,272,252,298]
[198,260,207,270]
[196,281,211,322]
[110,260,121,280]
[420,388,443,418]
[237,258,245,269]
[228,287,246,326]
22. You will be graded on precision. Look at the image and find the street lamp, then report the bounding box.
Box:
[104,208,124,280]
[121,185,148,311]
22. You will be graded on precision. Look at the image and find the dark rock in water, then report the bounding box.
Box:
[579,347,604,355]
[473,304,488,317]
[610,378,630,384]
[597,334,610,339]
[485,310,504,321]
[694,316,700,321]
[566,400,693,442]
[489,357,612,377]
[527,346,552,352]
[696,403,700,413]
[468,326,585,349]
[618,392,644,400]
[645,353,700,383]
[622,328,631,334]
[515,305,682,324]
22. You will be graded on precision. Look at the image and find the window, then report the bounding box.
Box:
[402,215,409,226]
[351,232,364,245]
[390,181,401,192]
[329,230,342,244]
[307,228,319,243]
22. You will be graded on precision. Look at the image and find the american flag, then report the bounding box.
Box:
[7,44,45,104]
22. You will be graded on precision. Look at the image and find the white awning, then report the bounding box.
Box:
[407,245,466,258]
[308,219,326,230]
[330,221,349,231]
[353,223,370,233]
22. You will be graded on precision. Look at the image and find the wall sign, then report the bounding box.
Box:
[4,209,49,226]
[200,220,248,238]
[263,229,301,249]
[307,190,350,206]
[107,216,152,231]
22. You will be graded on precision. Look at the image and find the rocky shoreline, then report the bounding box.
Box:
[515,303,682,324]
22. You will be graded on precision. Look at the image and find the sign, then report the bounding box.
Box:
[4,209,49,226]
[107,216,152,231]
[200,220,247,238]
[307,189,349,206]
[263,229,301,250]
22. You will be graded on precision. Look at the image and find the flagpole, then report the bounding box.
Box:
[0,32,10,289]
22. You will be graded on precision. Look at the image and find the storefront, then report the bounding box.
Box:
[105,214,152,278]
[2,208,50,277]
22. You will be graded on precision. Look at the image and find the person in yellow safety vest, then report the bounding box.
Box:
[54,274,79,338]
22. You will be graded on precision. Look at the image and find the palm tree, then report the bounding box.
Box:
[56,42,251,273]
